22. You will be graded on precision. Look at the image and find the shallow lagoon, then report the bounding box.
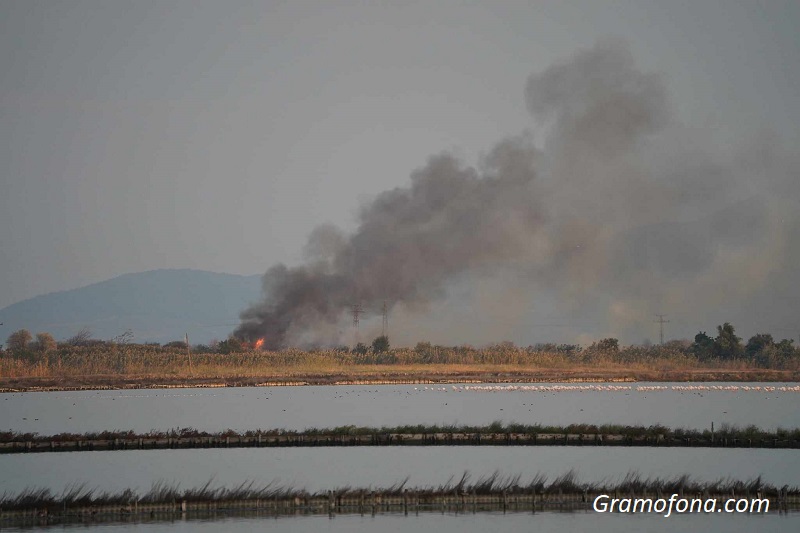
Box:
[1,447,798,495]
[2,382,799,435]
[2,382,799,531]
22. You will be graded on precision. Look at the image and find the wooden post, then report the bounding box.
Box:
[782,486,789,513]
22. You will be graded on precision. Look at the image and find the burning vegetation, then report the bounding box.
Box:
[234,40,799,350]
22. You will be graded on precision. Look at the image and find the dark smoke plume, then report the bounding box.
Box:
[236,137,542,348]
[237,41,799,348]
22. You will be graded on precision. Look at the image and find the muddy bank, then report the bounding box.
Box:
[4,429,799,454]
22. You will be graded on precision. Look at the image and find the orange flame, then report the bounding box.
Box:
[254,338,265,350]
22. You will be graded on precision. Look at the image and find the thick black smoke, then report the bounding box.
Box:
[236,137,542,348]
[237,41,799,348]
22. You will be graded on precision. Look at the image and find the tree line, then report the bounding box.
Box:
[1,322,797,369]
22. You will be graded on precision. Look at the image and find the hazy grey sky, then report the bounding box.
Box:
[2,1,798,345]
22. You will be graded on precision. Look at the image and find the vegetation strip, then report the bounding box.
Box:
[3,423,800,453]
[3,320,799,394]
[2,472,798,527]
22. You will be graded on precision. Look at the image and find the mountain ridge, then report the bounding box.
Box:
[0,269,262,345]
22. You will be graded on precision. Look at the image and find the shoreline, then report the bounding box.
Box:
[2,368,798,393]
[2,474,797,524]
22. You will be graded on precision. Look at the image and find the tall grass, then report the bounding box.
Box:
[1,471,796,511]
[3,341,795,381]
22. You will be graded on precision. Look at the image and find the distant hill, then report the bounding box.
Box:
[0,269,262,345]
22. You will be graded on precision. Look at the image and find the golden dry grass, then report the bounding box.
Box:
[2,343,798,389]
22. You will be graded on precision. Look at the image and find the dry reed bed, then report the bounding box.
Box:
[3,366,797,394]
[2,471,798,514]
[4,341,798,385]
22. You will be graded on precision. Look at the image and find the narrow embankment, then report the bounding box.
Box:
[3,424,799,453]
[1,473,796,527]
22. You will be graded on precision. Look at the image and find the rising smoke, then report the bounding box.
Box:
[236,40,799,349]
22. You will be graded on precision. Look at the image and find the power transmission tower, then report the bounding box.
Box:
[654,314,670,345]
[381,300,388,337]
[351,303,363,346]
[184,332,193,375]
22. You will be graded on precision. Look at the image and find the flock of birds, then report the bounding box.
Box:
[415,384,800,394]
[643,385,800,392]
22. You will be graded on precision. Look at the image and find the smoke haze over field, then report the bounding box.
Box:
[4,2,798,347]
[236,41,800,349]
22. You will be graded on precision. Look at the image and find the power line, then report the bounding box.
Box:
[381,300,388,337]
[654,314,670,345]
[351,303,363,346]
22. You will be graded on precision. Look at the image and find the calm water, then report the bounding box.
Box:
[4,509,799,533]
[2,382,799,435]
[1,447,798,495]
[2,382,799,531]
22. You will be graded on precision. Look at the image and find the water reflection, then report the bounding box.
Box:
[6,508,797,533]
